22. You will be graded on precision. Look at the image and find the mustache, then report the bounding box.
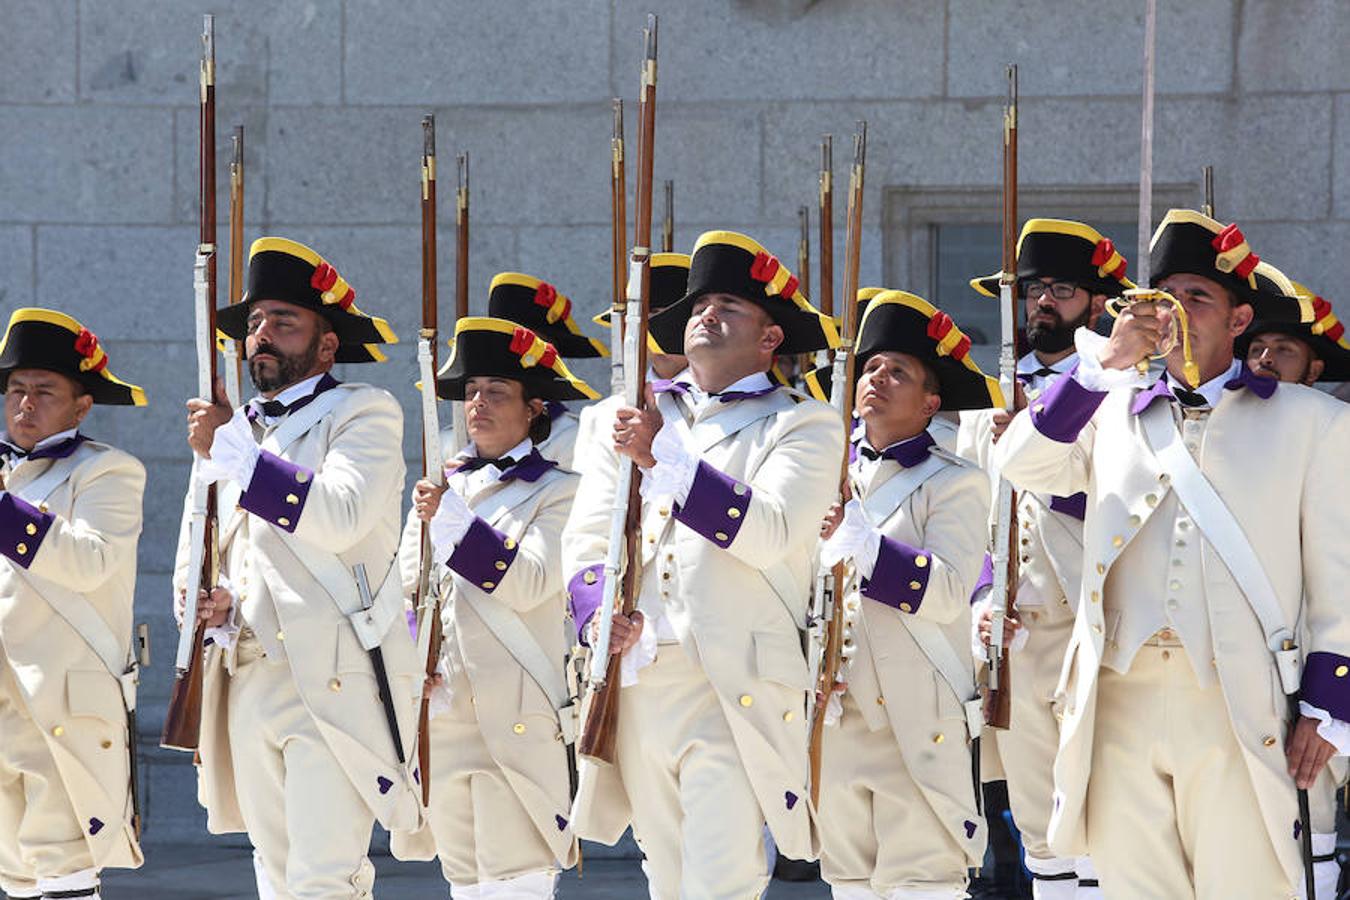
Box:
[248,343,281,360]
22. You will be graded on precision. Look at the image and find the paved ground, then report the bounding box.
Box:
[101,841,832,898]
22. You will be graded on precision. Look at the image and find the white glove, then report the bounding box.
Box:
[640,421,698,503]
[196,408,261,487]
[1074,327,1151,392]
[822,689,844,728]
[428,487,476,561]
[820,499,881,576]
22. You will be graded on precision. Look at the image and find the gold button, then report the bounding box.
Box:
[1263,735,1277,747]
[276,631,285,641]
[24,522,37,535]
[495,560,508,571]
[1161,650,1171,660]
[932,733,945,744]
[16,542,27,555]
[1169,580,1181,591]
[1111,535,1123,548]
[583,570,597,585]
[1020,537,1030,546]
[899,602,913,613]
[38,503,48,513]
[328,678,342,692]
[1158,628,1174,641]
[908,580,921,590]
[1032,403,1045,414]
[727,508,741,519]
[1020,555,1030,564]
[295,471,309,483]
[286,493,299,505]
[876,696,886,706]
[666,553,674,562]
[277,517,290,527]
[739,694,753,707]
[1128,514,1141,527]
[481,581,495,589]
[646,534,656,543]
[1145,493,1158,507]
[914,555,928,569]
[715,531,729,542]
[504,538,517,550]
[1158,473,1171,484]
[1096,563,1105,575]
[101,739,113,749]
[513,723,526,735]
[1092,623,1103,633]
[782,711,794,722]
[1091,590,1100,603]
[658,507,670,517]
[52,726,64,737]
[733,483,747,496]
[1336,665,1349,678]
[661,571,671,581]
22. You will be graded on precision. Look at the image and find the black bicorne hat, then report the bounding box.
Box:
[0,308,146,406]
[434,317,600,402]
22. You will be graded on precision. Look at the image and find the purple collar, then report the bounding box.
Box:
[651,378,779,404]
[458,447,557,483]
[1128,364,1276,416]
[0,433,88,463]
[545,400,569,422]
[247,373,341,423]
[855,430,935,468]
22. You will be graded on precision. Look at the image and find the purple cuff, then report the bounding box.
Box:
[1301,652,1350,722]
[567,564,605,645]
[446,517,518,594]
[672,461,751,550]
[1029,369,1106,443]
[860,536,932,614]
[970,552,993,605]
[239,450,313,533]
[0,491,56,569]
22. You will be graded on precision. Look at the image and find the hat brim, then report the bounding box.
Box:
[434,318,600,402]
[0,312,146,406]
[649,290,840,356]
[1235,322,1350,382]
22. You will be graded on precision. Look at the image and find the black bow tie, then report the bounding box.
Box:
[458,455,518,473]
[1172,387,1208,408]
[247,374,340,423]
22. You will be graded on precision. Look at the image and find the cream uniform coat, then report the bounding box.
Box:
[829,437,990,868]
[562,386,843,861]
[173,383,422,835]
[0,440,145,870]
[391,456,580,869]
[994,374,1350,887]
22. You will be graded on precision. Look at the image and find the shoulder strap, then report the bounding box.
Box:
[10,445,98,506]
[857,454,948,525]
[658,390,795,455]
[1140,402,1299,692]
[260,385,352,456]
[896,614,982,738]
[470,468,568,529]
[458,590,573,741]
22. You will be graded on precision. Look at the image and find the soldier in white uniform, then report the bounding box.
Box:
[960,219,1134,898]
[815,293,999,899]
[994,209,1349,898]
[391,317,598,897]
[178,238,422,900]
[562,231,842,899]
[0,310,146,900]
[453,272,607,470]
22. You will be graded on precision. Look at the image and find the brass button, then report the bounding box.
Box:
[504,538,517,550]
[583,570,598,585]
[52,726,64,737]
[513,723,526,735]
[1020,537,1030,546]
[1128,514,1141,527]
[1145,493,1158,507]
[665,553,674,562]
[277,517,290,527]
[328,678,342,693]
[495,560,508,571]
[1032,403,1045,414]
[1161,650,1171,661]
[908,580,921,590]
[1111,535,1123,548]
[295,471,310,483]
[726,508,741,519]
[1092,623,1103,633]
[16,542,27,555]
[101,739,113,749]
[782,711,794,722]
[1158,628,1175,641]
[914,555,928,569]
[481,581,495,589]
[1169,580,1181,591]
[739,694,753,707]
[658,507,670,517]
[1096,563,1106,575]
[1336,665,1349,678]
[715,531,729,542]
[932,732,945,744]
[733,483,748,496]
[661,571,671,581]
[24,522,37,535]
[876,696,886,706]
[1158,473,1170,484]
[899,602,913,613]
[1021,555,1030,564]
[646,534,656,544]
[1090,590,1100,603]
[1263,735,1277,747]
[286,493,299,505]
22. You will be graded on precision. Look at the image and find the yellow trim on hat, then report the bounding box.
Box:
[250,236,325,265]
[492,271,607,356]
[1,308,147,406]
[802,367,829,403]
[651,252,691,270]
[1017,218,1108,254]
[692,230,799,297]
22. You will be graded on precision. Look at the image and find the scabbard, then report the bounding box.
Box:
[368,646,406,765]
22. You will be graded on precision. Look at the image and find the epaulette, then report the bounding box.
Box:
[930,446,978,469]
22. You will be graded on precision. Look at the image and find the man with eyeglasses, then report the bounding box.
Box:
[959,219,1134,899]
